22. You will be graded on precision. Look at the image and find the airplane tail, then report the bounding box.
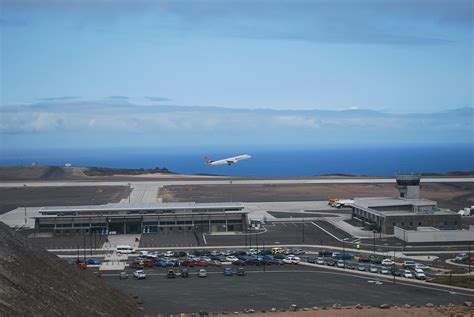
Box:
[204,155,213,164]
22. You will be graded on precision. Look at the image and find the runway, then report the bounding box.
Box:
[1,177,473,187]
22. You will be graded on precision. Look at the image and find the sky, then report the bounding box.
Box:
[0,0,473,151]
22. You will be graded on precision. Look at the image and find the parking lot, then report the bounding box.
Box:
[103,265,474,315]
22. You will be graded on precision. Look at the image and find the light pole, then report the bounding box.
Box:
[342,238,348,269]
[372,230,376,255]
[469,243,471,273]
[302,216,305,244]
[23,184,27,225]
[128,183,131,204]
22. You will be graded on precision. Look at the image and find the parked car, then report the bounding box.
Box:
[271,247,284,254]
[357,263,366,271]
[283,256,300,264]
[380,267,389,274]
[180,268,189,278]
[414,268,426,280]
[120,271,128,279]
[232,259,246,266]
[130,261,144,269]
[155,259,169,267]
[167,269,176,278]
[164,251,175,257]
[210,250,221,256]
[358,255,371,263]
[209,260,222,267]
[403,261,416,269]
[292,248,305,255]
[237,267,246,276]
[194,260,209,267]
[198,269,207,278]
[414,263,430,270]
[403,270,413,278]
[337,260,345,268]
[369,265,378,273]
[334,252,354,260]
[226,256,239,262]
[223,267,233,276]
[370,255,382,264]
[454,252,468,262]
[133,270,146,279]
[391,267,402,276]
[86,258,102,265]
[346,262,357,270]
[316,257,325,265]
[306,256,317,263]
[325,258,336,266]
[319,250,333,257]
[381,259,394,266]
[143,259,155,268]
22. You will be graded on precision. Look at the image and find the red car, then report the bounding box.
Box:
[194,260,209,267]
[130,261,144,269]
[180,260,195,267]
[143,259,155,268]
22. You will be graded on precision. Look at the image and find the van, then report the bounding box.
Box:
[271,247,284,254]
[116,245,135,255]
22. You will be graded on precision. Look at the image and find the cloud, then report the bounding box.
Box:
[108,96,129,100]
[37,96,80,102]
[145,96,170,102]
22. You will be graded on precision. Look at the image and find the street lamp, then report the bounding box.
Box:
[128,183,131,204]
[342,238,348,268]
[372,230,376,255]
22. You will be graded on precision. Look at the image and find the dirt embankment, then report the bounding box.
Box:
[0,222,140,316]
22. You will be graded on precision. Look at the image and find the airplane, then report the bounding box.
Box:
[204,154,252,166]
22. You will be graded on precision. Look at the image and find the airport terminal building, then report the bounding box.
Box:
[33,202,247,236]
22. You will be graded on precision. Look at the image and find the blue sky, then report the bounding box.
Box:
[0,0,473,150]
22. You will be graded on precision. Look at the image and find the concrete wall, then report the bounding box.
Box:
[394,226,474,243]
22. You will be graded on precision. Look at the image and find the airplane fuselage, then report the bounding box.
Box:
[206,154,251,166]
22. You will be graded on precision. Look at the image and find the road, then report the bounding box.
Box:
[1,177,474,187]
[103,266,474,315]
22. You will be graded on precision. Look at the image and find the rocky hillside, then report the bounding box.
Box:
[0,222,140,316]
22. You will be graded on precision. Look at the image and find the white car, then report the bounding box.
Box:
[380,267,389,274]
[337,260,345,268]
[226,256,239,262]
[414,268,426,280]
[164,251,175,257]
[133,270,146,279]
[415,263,430,270]
[381,259,394,266]
[248,249,258,255]
[283,256,300,264]
[403,270,413,278]
[198,269,207,278]
[316,257,325,265]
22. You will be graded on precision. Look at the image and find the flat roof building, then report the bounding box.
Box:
[349,197,461,234]
[33,202,247,236]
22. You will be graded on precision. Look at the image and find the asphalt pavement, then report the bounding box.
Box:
[103,265,474,315]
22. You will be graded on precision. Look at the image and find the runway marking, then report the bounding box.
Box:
[311,221,342,241]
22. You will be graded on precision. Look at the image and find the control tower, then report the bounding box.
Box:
[396,174,421,199]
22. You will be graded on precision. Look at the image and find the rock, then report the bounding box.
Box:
[302,308,310,311]
[403,304,411,308]
[137,307,144,311]
[260,310,266,313]
[380,304,390,309]
[425,303,434,308]
[463,301,472,307]
[366,306,371,309]
[322,306,328,310]
[355,304,362,309]
[290,304,298,311]
[246,309,255,314]
[222,312,229,315]
[199,311,208,316]
[136,300,143,305]
[234,312,239,315]
[332,304,341,309]
[270,308,277,312]
[280,309,286,312]
[312,307,320,310]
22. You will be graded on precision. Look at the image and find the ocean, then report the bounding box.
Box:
[1,144,473,177]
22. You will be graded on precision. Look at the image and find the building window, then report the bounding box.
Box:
[392,222,396,226]
[401,222,404,226]
[418,222,422,226]
[444,221,448,225]
[454,221,457,225]
[410,222,413,226]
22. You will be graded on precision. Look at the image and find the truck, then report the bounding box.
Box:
[328,198,355,208]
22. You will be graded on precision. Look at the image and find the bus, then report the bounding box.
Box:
[116,245,135,255]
